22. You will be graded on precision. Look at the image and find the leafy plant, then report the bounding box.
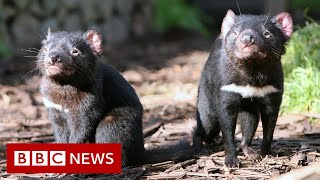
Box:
[0,39,11,57]
[291,0,320,10]
[153,0,209,36]
[281,22,320,114]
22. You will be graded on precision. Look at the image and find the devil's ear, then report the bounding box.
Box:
[42,27,52,44]
[272,12,293,38]
[47,27,52,39]
[221,9,236,38]
[84,29,103,55]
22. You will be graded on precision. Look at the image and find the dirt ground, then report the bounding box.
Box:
[0,32,319,179]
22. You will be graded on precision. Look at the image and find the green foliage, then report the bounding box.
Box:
[291,0,320,10]
[281,22,320,114]
[153,0,209,36]
[0,39,11,57]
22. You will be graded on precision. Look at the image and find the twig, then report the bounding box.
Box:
[143,121,162,137]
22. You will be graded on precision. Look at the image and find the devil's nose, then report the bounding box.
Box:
[240,33,255,46]
[48,52,61,64]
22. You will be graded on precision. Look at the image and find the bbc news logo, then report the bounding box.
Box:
[14,151,66,166]
[7,143,122,173]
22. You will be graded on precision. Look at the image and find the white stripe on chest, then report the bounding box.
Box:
[220,83,279,98]
[43,97,69,113]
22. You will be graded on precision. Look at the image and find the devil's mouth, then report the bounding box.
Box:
[46,65,62,76]
[45,65,75,78]
[235,46,266,60]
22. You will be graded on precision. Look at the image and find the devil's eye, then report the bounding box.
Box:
[263,31,271,38]
[71,48,80,55]
[232,30,238,36]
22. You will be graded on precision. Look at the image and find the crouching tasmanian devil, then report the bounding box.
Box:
[37,29,194,166]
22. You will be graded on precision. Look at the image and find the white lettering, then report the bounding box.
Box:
[105,153,114,164]
[91,153,104,164]
[82,153,90,164]
[70,153,80,164]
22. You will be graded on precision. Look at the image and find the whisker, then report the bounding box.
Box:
[264,46,282,59]
[235,0,242,15]
[73,63,95,79]
[18,67,41,84]
[29,48,40,51]
[268,46,284,55]
[24,56,37,57]
[21,49,39,53]
[265,46,280,54]
[42,28,48,37]
[266,43,284,53]
[264,9,271,27]
[36,31,45,40]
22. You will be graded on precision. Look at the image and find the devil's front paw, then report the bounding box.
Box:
[242,146,260,160]
[225,155,239,168]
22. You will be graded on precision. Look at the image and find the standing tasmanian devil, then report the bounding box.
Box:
[37,29,145,166]
[194,10,293,167]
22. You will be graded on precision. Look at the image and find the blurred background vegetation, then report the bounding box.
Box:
[153,0,209,36]
[152,0,320,115]
[0,40,11,58]
[281,22,320,114]
[0,0,319,115]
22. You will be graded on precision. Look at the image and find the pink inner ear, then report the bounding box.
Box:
[221,10,236,38]
[276,12,293,38]
[86,30,103,55]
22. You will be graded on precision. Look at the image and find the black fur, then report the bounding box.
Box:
[37,30,144,166]
[194,10,292,167]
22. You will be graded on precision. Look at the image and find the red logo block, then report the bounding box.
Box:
[7,143,122,173]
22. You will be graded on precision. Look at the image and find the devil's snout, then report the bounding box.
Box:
[48,52,61,65]
[240,32,255,46]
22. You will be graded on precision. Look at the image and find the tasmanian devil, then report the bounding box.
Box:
[194,10,293,167]
[37,29,193,167]
[37,29,145,166]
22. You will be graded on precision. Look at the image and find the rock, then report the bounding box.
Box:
[21,105,38,120]
[0,57,10,77]
[0,6,16,19]
[123,70,144,83]
[115,0,134,15]
[62,0,80,10]
[132,13,147,36]
[80,0,113,23]
[42,0,59,15]
[132,3,152,36]
[42,18,60,32]
[0,86,33,108]
[277,114,306,125]
[0,0,151,50]
[33,93,44,106]
[57,7,68,24]
[275,163,320,180]
[0,20,10,45]
[87,23,103,32]
[63,14,82,31]
[97,0,113,18]
[15,0,31,10]
[30,0,44,16]
[12,14,40,48]
[102,16,129,45]
[303,119,312,132]
[290,152,307,166]
[80,0,100,23]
